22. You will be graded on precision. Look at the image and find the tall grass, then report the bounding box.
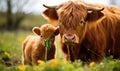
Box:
[0,30,33,65]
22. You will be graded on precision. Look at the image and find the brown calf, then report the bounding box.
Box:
[22,24,59,65]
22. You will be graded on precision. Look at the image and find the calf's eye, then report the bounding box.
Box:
[41,35,43,37]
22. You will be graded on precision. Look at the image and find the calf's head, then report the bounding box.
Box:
[32,24,59,43]
[42,1,104,45]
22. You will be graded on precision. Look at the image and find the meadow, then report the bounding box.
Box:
[0,30,120,71]
[0,13,120,71]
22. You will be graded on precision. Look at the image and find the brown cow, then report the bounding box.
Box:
[22,24,59,65]
[42,1,120,63]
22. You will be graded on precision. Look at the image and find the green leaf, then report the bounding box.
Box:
[43,38,52,49]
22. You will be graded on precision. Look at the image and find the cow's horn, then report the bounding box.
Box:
[87,6,104,11]
[43,4,56,8]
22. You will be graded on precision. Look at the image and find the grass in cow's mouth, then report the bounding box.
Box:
[65,40,76,46]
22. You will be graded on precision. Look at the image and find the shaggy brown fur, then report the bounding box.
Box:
[42,1,120,63]
[22,24,59,65]
[87,3,120,59]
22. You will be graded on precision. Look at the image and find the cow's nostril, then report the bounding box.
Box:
[71,36,75,40]
[64,35,67,40]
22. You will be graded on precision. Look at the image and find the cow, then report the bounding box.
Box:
[22,24,59,65]
[42,0,120,63]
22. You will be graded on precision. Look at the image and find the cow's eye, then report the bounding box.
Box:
[80,20,84,24]
[79,19,85,26]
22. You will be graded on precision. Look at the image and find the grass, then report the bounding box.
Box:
[0,30,33,65]
[0,30,120,71]
[20,15,47,28]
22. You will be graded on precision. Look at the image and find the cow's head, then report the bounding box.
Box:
[42,1,104,45]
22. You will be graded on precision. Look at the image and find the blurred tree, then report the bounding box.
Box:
[7,0,13,30]
[0,0,33,30]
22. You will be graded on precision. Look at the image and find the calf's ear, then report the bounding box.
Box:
[42,6,58,24]
[32,27,41,35]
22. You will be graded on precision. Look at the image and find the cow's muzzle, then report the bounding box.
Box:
[62,34,79,45]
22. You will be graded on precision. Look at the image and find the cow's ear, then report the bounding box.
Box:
[86,11,104,23]
[42,8,58,24]
[54,26,59,35]
[32,27,41,35]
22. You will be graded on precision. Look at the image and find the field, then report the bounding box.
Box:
[0,13,120,71]
[0,30,120,71]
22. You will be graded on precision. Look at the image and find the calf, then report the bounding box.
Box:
[22,24,59,65]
